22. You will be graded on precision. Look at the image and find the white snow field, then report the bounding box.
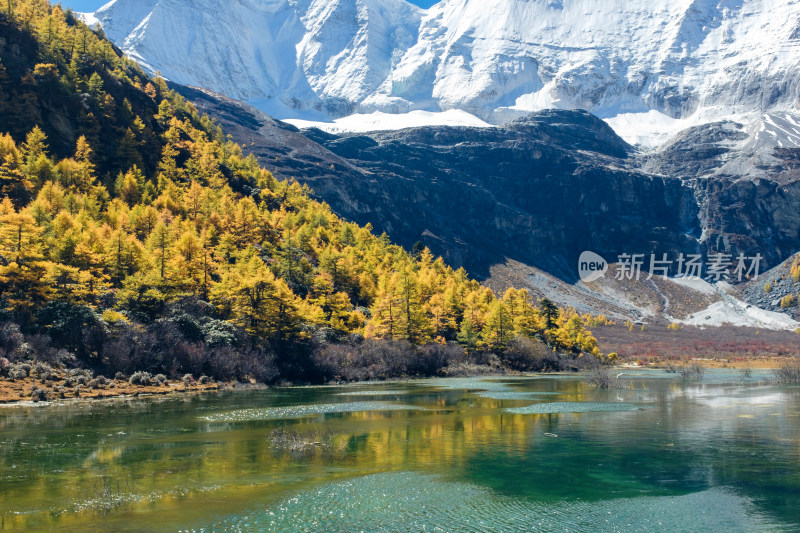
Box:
[682,299,800,330]
[677,281,800,331]
[85,0,800,142]
[283,109,491,133]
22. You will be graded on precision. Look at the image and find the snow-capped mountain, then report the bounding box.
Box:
[91,0,421,119]
[89,0,800,142]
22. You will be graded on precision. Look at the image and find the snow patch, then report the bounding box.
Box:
[604,111,697,148]
[284,109,491,133]
[681,299,800,331]
[77,12,99,27]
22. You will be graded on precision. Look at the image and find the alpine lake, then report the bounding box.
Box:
[2,370,800,532]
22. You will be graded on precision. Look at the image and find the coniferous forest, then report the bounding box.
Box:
[0,0,609,385]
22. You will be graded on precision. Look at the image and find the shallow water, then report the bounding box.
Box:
[1,370,799,532]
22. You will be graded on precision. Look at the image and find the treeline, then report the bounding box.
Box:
[0,0,608,383]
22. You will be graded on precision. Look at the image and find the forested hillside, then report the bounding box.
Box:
[0,0,605,384]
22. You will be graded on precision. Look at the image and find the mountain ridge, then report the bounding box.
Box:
[89,0,800,137]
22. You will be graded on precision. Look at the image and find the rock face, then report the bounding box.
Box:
[91,0,800,124]
[184,86,800,283]
[641,114,800,268]
[303,110,701,279]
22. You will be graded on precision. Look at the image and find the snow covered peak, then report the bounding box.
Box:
[90,0,800,136]
[93,0,421,118]
[380,0,800,121]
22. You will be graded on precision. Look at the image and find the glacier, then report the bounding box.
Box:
[87,0,800,146]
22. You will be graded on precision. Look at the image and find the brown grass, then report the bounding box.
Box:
[594,323,800,369]
[0,375,222,404]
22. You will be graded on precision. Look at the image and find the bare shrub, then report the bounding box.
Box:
[26,334,75,366]
[32,362,53,381]
[775,361,800,384]
[267,427,345,457]
[128,371,152,386]
[412,343,466,375]
[9,363,29,380]
[502,338,561,371]
[680,363,705,380]
[311,339,416,381]
[586,367,628,389]
[71,375,89,386]
[30,387,49,402]
[88,376,110,389]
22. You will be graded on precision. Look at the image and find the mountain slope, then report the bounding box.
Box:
[178,86,800,330]
[90,0,800,130]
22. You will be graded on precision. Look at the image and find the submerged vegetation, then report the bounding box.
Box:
[267,426,346,457]
[662,360,705,380]
[0,1,608,386]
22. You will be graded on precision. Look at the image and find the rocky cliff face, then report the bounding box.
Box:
[302,111,703,279]
[641,114,800,268]
[304,111,800,280]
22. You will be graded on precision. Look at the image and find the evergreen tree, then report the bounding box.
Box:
[539,297,559,330]
[482,299,513,350]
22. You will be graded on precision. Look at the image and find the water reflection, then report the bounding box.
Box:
[0,372,798,531]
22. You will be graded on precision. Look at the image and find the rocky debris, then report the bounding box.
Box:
[742,254,800,318]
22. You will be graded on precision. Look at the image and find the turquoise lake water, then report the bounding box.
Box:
[1,370,798,532]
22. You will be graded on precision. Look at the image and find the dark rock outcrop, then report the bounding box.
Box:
[302,110,700,279]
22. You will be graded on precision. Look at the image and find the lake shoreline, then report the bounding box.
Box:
[0,355,789,406]
[0,375,233,405]
[0,365,517,405]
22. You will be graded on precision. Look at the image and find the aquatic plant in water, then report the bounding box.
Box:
[506,402,642,414]
[200,402,424,422]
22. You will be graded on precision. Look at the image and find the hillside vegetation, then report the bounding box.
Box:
[0,0,605,384]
